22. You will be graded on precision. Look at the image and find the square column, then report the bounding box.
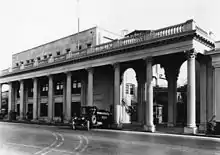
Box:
[144,57,155,132]
[165,68,178,127]
[199,61,207,131]
[87,68,94,106]
[33,78,38,120]
[19,80,25,119]
[66,72,72,121]
[62,78,66,120]
[0,83,2,110]
[8,82,15,113]
[48,75,54,121]
[113,63,121,125]
[184,50,197,134]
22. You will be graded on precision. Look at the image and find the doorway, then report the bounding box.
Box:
[71,102,81,117]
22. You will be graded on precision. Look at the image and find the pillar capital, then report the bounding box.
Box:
[112,62,120,70]
[143,56,153,64]
[185,49,197,60]
[64,71,72,76]
[86,67,94,73]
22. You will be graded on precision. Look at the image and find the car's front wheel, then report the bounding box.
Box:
[72,121,76,130]
[86,120,90,131]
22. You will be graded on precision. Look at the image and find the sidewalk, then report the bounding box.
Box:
[1,119,219,138]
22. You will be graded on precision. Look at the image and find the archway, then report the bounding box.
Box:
[120,68,137,123]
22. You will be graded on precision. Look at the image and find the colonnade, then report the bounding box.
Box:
[0,49,212,133]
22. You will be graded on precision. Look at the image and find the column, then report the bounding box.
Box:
[66,72,72,121]
[48,75,54,121]
[8,82,15,114]
[0,84,2,110]
[136,74,145,124]
[63,78,66,119]
[113,63,120,125]
[144,57,155,132]
[206,59,214,123]
[184,50,197,134]
[199,60,207,131]
[33,78,38,120]
[19,80,25,119]
[166,68,178,127]
[87,68,94,106]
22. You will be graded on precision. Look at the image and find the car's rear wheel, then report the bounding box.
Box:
[91,115,97,125]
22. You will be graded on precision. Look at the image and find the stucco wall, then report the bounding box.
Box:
[12,27,97,68]
[93,66,114,111]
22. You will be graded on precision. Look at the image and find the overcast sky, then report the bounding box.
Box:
[0,0,219,71]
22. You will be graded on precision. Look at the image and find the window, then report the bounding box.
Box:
[20,61,24,65]
[66,48,71,53]
[55,82,63,95]
[31,59,34,63]
[87,43,92,48]
[72,80,81,94]
[17,88,20,98]
[55,103,63,117]
[37,57,41,61]
[56,51,60,56]
[125,83,135,95]
[76,45,82,50]
[41,83,48,96]
[28,87,33,97]
[48,53,52,57]
[44,55,47,59]
[40,103,48,117]
[130,84,134,95]
[16,63,19,67]
[126,84,129,94]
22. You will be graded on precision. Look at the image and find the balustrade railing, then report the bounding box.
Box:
[0,19,212,76]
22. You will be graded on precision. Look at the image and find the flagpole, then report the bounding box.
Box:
[77,0,80,50]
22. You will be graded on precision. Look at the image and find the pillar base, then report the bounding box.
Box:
[167,122,174,127]
[144,124,155,132]
[184,126,197,134]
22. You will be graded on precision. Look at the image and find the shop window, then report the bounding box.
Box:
[72,80,81,94]
[55,103,63,117]
[40,103,48,117]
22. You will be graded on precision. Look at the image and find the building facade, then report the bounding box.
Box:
[0,20,218,134]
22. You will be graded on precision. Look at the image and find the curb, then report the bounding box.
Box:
[91,128,220,142]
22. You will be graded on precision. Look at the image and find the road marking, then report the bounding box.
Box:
[79,135,89,153]
[73,135,83,151]
[41,133,64,155]
[34,132,58,155]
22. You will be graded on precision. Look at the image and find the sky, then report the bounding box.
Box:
[0,0,219,87]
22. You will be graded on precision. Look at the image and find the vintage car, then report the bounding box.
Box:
[71,106,112,130]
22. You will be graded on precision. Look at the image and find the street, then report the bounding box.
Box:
[0,122,220,155]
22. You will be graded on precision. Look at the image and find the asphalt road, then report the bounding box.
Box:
[0,122,220,155]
